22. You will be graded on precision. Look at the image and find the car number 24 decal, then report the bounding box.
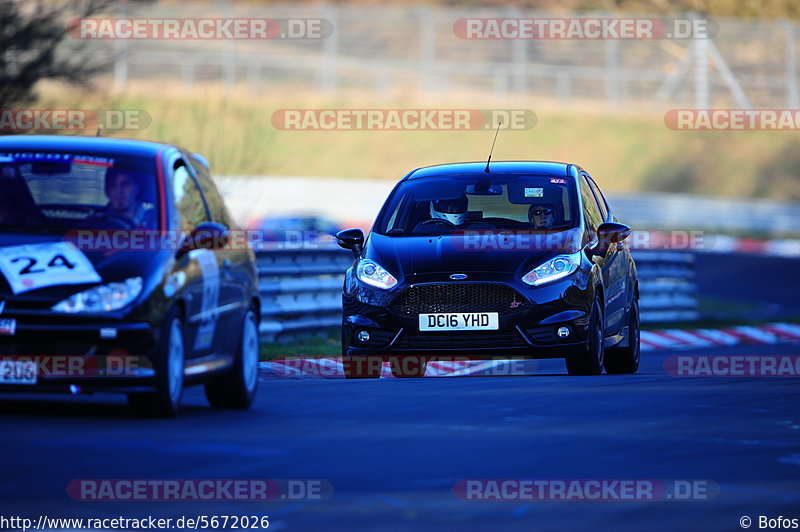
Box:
[0,242,101,294]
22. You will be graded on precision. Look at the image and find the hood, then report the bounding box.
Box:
[0,232,168,303]
[364,230,583,281]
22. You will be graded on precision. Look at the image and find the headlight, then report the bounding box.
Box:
[356,259,397,290]
[522,252,581,286]
[52,277,143,313]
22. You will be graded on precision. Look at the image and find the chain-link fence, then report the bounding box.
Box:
[75,2,800,110]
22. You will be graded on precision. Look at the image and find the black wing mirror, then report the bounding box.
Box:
[335,228,364,258]
[178,221,229,257]
[591,222,631,255]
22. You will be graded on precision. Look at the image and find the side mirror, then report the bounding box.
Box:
[180,221,229,255]
[598,222,631,243]
[592,222,631,254]
[335,228,364,257]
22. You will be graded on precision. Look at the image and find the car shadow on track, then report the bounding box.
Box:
[0,390,224,419]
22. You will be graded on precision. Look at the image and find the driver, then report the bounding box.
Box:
[528,203,556,230]
[102,167,154,228]
[430,194,468,226]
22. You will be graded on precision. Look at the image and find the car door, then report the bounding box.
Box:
[169,161,222,358]
[186,155,247,356]
[582,173,626,335]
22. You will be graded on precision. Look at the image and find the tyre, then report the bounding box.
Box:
[205,307,260,409]
[343,356,383,379]
[128,307,185,417]
[390,356,428,378]
[566,298,605,376]
[604,298,640,374]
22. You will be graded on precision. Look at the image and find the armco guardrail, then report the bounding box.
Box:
[257,246,353,341]
[255,247,697,341]
[634,251,699,323]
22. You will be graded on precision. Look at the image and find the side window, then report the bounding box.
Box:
[580,175,604,234]
[585,175,609,221]
[172,164,209,232]
[191,163,234,228]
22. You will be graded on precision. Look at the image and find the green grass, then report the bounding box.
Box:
[36,82,800,202]
[260,334,340,361]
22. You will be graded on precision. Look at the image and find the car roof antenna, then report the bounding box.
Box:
[484,118,502,173]
[95,125,103,137]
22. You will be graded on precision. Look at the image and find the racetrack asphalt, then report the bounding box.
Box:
[1,341,798,531]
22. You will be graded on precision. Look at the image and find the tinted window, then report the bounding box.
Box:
[585,175,609,220]
[172,164,208,232]
[580,175,604,233]
[375,174,579,236]
[189,159,234,228]
[0,151,158,230]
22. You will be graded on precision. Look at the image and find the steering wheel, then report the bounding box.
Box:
[415,218,456,229]
[82,211,137,230]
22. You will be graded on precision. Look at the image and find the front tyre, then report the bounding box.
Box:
[566,298,605,376]
[390,356,428,378]
[205,307,260,409]
[604,298,640,374]
[128,307,185,417]
[343,356,383,379]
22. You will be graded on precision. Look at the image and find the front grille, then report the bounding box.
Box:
[388,283,528,316]
[393,330,529,350]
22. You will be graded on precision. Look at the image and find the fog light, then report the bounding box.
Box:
[557,326,570,339]
[357,330,370,343]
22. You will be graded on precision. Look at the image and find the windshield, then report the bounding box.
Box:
[374,174,578,236]
[0,151,159,232]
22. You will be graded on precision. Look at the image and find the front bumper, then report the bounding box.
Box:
[0,316,159,392]
[342,276,594,360]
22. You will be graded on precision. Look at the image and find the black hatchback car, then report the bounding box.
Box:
[336,161,639,378]
[0,136,260,416]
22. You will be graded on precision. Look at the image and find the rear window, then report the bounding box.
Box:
[375,174,578,236]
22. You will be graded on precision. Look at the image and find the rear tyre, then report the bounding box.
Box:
[205,307,260,409]
[390,356,428,378]
[604,299,640,374]
[566,298,604,376]
[128,307,185,417]
[343,356,383,379]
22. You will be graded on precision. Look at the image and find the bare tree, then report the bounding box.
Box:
[0,0,114,109]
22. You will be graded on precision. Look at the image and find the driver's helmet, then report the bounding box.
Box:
[430,194,468,226]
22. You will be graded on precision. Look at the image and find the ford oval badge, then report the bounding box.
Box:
[449,273,468,280]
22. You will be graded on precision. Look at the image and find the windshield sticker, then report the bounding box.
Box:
[524,187,544,197]
[0,152,114,167]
